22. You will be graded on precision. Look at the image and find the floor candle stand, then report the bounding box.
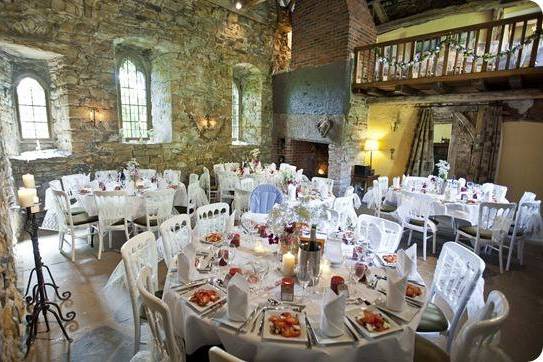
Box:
[22,205,76,354]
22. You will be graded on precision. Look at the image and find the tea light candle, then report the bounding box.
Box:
[18,188,37,208]
[281,251,296,276]
[22,174,35,188]
[254,240,266,254]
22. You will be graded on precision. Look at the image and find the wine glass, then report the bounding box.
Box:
[297,266,311,303]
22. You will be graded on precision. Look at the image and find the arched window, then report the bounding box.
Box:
[15,77,50,139]
[118,58,149,139]
[232,81,241,143]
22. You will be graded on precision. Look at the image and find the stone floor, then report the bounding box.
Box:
[14,224,543,362]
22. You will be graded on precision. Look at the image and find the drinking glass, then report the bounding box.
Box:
[297,266,311,303]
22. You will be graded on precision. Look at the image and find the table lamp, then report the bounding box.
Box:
[364,139,378,173]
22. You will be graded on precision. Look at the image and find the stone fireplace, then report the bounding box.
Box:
[272,0,376,193]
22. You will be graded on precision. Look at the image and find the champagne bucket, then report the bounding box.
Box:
[298,244,321,285]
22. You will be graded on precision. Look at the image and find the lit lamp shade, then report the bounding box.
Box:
[364,139,379,152]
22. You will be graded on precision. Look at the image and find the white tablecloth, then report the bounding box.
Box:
[163,235,425,361]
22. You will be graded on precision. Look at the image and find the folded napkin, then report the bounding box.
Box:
[393,177,400,189]
[227,273,249,321]
[177,244,196,283]
[397,243,418,281]
[386,268,407,312]
[319,289,346,337]
[458,178,466,188]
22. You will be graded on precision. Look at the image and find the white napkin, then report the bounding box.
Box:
[227,273,249,321]
[397,243,418,280]
[287,184,297,201]
[386,268,407,312]
[393,177,400,189]
[177,244,196,283]
[319,289,346,337]
[458,178,466,188]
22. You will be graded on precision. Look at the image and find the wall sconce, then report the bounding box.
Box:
[390,115,401,132]
[389,148,395,160]
[364,139,379,170]
[198,116,217,131]
[234,1,242,9]
[89,107,103,127]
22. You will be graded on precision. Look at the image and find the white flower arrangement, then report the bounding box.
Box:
[126,158,140,178]
[436,160,450,179]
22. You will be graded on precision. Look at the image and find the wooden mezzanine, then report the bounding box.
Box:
[352,13,543,99]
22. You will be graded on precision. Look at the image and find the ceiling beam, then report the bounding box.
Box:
[376,0,533,34]
[394,84,419,96]
[372,0,389,24]
[365,88,543,105]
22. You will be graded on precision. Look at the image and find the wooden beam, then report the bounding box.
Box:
[376,0,533,34]
[432,82,451,95]
[366,88,543,105]
[394,84,419,96]
[367,87,389,97]
[508,75,523,89]
[372,0,389,24]
[471,79,487,92]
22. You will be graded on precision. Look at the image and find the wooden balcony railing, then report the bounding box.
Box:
[353,13,543,90]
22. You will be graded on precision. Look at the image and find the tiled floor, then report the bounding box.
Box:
[14,224,543,362]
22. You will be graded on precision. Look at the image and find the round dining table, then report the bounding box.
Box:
[162,225,427,362]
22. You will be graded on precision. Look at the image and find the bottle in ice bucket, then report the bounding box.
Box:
[299,224,321,286]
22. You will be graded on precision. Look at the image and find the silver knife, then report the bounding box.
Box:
[237,305,259,334]
[344,318,360,342]
[303,313,312,349]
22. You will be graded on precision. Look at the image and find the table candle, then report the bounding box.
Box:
[22,174,35,188]
[281,251,296,276]
[18,188,37,208]
[281,277,294,301]
[254,240,266,254]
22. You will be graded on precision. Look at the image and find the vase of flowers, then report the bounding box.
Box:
[436,160,450,180]
[126,158,140,182]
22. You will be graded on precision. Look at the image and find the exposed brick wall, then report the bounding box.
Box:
[284,139,329,179]
[291,0,376,69]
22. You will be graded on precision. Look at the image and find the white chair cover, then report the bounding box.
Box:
[357,214,402,253]
[195,202,230,236]
[332,196,358,230]
[61,173,91,197]
[160,215,192,265]
[344,186,361,209]
[139,169,157,181]
[95,170,118,182]
[164,169,181,185]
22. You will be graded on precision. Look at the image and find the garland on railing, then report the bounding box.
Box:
[376,31,540,69]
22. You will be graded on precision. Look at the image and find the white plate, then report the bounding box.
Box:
[375,279,427,305]
[376,253,398,267]
[346,306,403,338]
[182,284,226,314]
[213,305,257,330]
[307,316,355,345]
[262,309,307,343]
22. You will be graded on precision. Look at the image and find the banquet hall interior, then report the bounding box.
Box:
[1,0,543,361]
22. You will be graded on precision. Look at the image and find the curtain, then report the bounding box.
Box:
[406,108,434,176]
[467,105,502,183]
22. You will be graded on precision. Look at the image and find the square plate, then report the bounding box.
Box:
[262,309,307,343]
[376,279,427,305]
[200,232,225,245]
[307,315,355,345]
[346,305,403,338]
[213,304,257,330]
[182,283,226,314]
[375,301,421,323]
[376,253,398,267]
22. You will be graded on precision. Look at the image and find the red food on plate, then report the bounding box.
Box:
[268,312,301,338]
[189,289,220,307]
[230,233,240,247]
[382,254,397,264]
[356,310,390,332]
[205,232,223,243]
[406,283,423,298]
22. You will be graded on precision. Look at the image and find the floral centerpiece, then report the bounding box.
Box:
[125,158,140,181]
[278,167,303,194]
[267,203,312,257]
[436,160,450,180]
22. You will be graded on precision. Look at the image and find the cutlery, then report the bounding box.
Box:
[304,313,318,346]
[303,313,312,349]
[250,307,263,333]
[237,305,260,334]
[257,312,265,336]
[344,318,360,342]
[201,300,226,318]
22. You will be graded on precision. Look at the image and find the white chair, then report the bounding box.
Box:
[94,191,131,258]
[279,163,296,172]
[159,214,192,265]
[444,202,472,232]
[377,176,389,191]
[217,172,240,204]
[189,173,199,185]
[138,169,157,181]
[417,242,485,350]
[519,191,536,204]
[213,163,225,176]
[397,191,439,260]
[344,186,361,209]
[163,169,181,185]
[133,266,184,362]
[133,189,175,233]
[507,200,541,271]
[121,231,159,355]
[200,168,211,200]
[195,202,230,236]
[209,346,244,362]
[52,189,98,262]
[312,177,334,195]
[94,170,118,182]
[416,290,511,362]
[404,176,428,192]
[482,183,508,202]
[455,202,517,256]
[332,196,358,230]
[223,162,240,173]
[357,214,402,253]
[61,173,90,199]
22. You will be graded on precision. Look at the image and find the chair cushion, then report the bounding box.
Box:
[508,226,523,237]
[417,302,449,333]
[458,225,492,239]
[72,212,98,226]
[133,216,158,227]
[174,206,187,214]
[414,335,449,362]
[70,207,86,215]
[380,204,397,213]
[408,218,439,227]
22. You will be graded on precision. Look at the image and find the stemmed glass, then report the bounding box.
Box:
[297,266,311,303]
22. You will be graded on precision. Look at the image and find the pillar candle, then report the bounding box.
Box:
[22,174,35,188]
[281,251,296,276]
[18,188,37,208]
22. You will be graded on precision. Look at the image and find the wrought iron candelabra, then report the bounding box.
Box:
[23,206,76,353]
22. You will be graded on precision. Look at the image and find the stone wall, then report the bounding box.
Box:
[0,0,276,198]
